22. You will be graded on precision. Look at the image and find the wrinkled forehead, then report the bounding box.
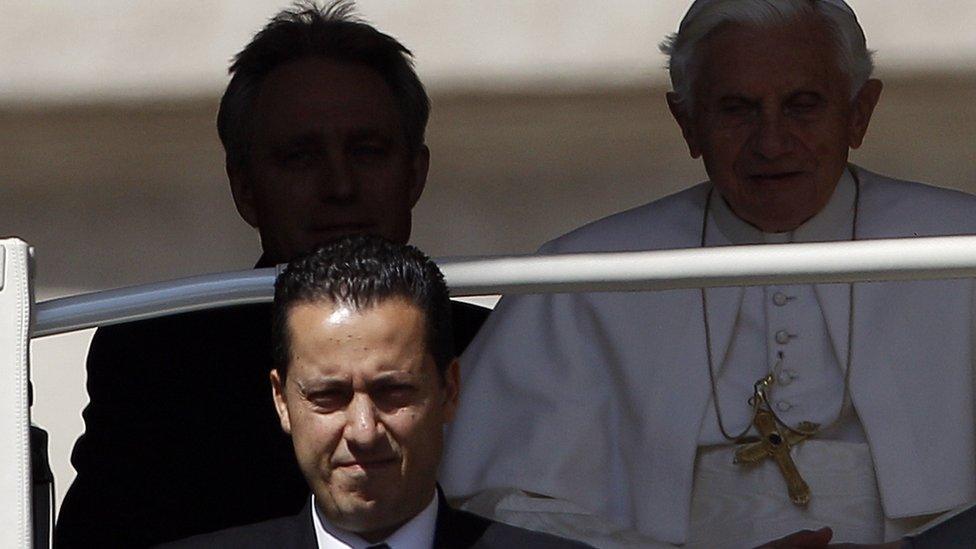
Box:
[679,0,855,30]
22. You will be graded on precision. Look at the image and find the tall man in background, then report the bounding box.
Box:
[55,2,488,547]
[442,0,976,547]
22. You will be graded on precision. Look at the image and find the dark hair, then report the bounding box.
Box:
[272,235,453,381]
[217,0,430,167]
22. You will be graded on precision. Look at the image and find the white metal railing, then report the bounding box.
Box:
[33,234,976,337]
[1,239,33,549]
[12,233,976,549]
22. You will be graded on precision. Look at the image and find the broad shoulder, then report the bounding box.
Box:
[858,167,976,237]
[84,302,275,396]
[154,512,310,549]
[91,303,271,347]
[540,183,708,254]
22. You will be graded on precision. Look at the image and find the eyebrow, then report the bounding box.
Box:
[294,376,349,394]
[785,90,825,101]
[368,371,419,385]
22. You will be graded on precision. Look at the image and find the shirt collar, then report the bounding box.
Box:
[312,491,439,549]
[707,169,856,247]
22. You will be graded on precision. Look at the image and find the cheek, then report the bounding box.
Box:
[290,410,343,461]
[797,117,850,157]
[702,129,748,169]
[389,408,445,456]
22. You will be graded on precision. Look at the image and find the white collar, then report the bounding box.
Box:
[312,491,439,549]
[703,169,858,375]
[708,169,857,247]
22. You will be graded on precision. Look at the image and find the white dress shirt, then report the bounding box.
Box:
[312,491,438,549]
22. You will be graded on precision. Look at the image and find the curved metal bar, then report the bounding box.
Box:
[33,269,278,338]
[33,235,976,337]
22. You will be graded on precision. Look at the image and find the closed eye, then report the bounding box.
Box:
[785,93,825,116]
[716,97,758,118]
[373,383,419,409]
[349,141,391,162]
[307,388,352,411]
[276,148,321,169]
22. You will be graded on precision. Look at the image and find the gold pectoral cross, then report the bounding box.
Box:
[732,375,819,506]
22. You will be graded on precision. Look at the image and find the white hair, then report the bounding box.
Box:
[660,0,875,110]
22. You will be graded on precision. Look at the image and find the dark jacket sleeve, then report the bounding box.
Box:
[55,306,308,548]
[450,300,491,357]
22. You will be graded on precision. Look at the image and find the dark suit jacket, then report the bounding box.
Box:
[55,299,489,548]
[157,491,592,548]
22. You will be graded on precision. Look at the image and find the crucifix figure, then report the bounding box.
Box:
[733,375,819,506]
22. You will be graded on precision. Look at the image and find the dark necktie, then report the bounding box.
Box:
[366,544,391,549]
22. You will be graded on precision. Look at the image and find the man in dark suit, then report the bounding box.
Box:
[54,2,489,547]
[161,236,587,548]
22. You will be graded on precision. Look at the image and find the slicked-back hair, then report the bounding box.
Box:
[660,0,874,111]
[272,235,453,382]
[217,0,430,168]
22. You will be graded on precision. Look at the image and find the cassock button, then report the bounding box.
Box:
[773,292,790,306]
[775,330,793,344]
[776,400,793,412]
[778,369,797,385]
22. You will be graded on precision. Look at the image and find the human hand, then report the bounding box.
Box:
[756,527,833,548]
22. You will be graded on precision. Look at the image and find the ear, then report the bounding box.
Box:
[227,159,260,228]
[848,78,883,150]
[270,369,292,434]
[667,92,702,158]
[407,145,430,209]
[441,358,460,423]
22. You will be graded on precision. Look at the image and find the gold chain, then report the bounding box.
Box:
[701,167,860,442]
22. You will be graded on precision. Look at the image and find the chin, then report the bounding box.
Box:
[331,498,406,533]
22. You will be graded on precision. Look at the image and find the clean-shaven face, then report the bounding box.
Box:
[230,57,429,263]
[271,298,458,542]
[672,18,880,232]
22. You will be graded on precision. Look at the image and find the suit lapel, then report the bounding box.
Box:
[295,500,320,548]
[433,488,491,549]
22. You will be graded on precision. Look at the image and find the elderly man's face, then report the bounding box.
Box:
[668,20,882,232]
[271,298,458,542]
[229,57,429,263]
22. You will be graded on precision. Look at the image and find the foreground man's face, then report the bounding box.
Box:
[272,298,458,542]
[230,57,429,263]
[670,19,880,232]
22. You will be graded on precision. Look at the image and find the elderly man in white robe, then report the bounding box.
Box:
[440,1,976,548]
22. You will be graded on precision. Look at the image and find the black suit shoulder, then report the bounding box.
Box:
[160,498,591,549]
[56,304,308,548]
[450,300,491,357]
[155,507,314,549]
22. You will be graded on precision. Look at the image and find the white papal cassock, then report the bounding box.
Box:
[440,166,976,547]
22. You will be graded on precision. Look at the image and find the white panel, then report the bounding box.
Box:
[1,1,974,102]
[0,239,33,548]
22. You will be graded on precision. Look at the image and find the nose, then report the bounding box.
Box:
[752,111,794,160]
[320,151,357,201]
[343,393,384,449]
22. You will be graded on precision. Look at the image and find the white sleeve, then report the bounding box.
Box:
[457,489,674,549]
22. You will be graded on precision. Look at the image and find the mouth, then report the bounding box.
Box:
[748,171,806,183]
[335,457,398,471]
[309,223,377,239]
